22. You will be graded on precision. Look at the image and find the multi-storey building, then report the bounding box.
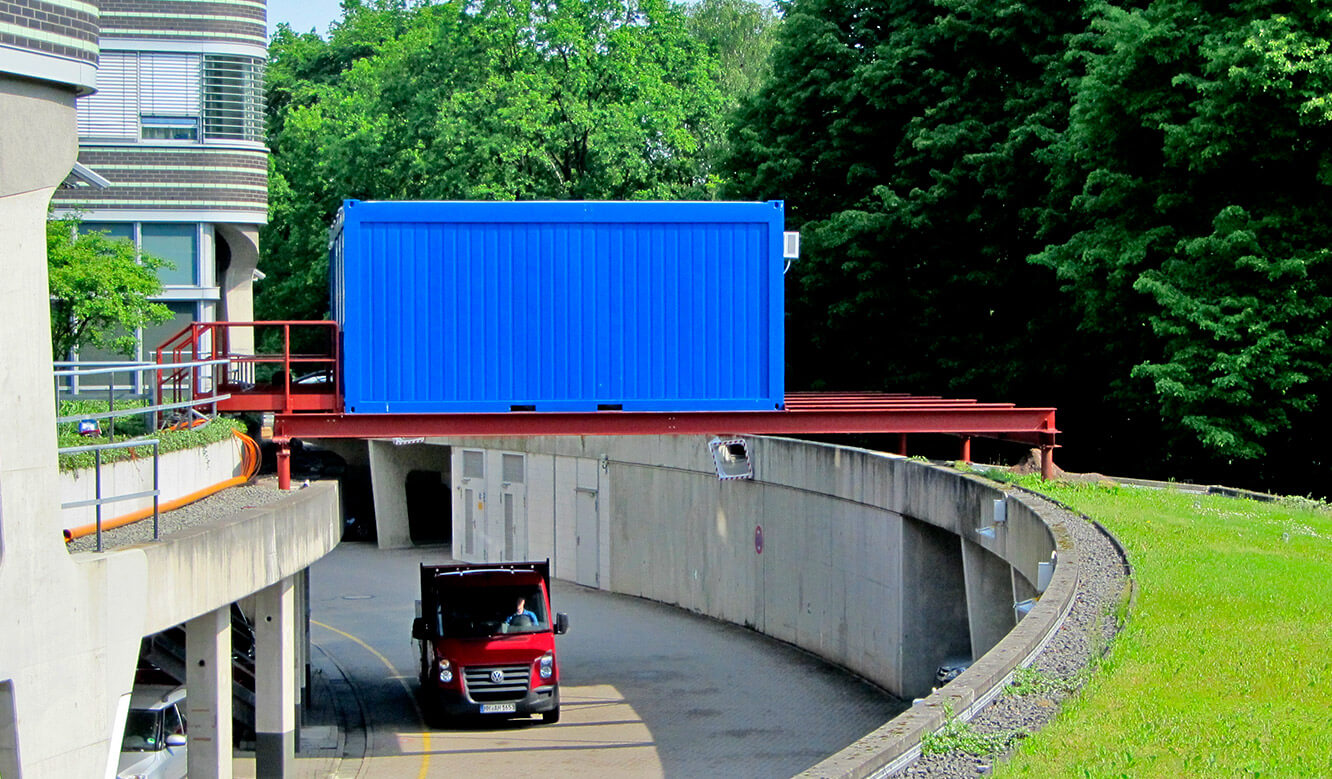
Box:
[53,0,268,370]
[4,8,336,774]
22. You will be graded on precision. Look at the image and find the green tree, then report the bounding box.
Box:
[261,0,725,321]
[728,0,1332,491]
[684,0,781,112]
[1034,1,1332,472]
[725,0,1082,401]
[47,216,172,360]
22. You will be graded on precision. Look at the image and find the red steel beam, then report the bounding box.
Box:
[275,407,1058,445]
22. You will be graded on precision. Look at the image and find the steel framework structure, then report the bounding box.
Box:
[153,321,1059,488]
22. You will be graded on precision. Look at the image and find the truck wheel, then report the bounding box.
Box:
[418,690,446,729]
[541,707,560,724]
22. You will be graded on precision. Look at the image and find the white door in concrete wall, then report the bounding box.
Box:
[574,456,600,587]
[458,449,486,561]
[500,452,527,561]
[575,488,599,586]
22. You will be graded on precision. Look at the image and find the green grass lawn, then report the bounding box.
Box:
[998,480,1332,778]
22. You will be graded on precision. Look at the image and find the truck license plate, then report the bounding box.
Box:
[480,703,517,714]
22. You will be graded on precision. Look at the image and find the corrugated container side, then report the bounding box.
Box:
[331,200,785,413]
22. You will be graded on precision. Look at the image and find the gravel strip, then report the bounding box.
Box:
[892,488,1131,778]
[66,475,295,554]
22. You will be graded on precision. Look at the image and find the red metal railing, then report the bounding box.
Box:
[154,321,341,416]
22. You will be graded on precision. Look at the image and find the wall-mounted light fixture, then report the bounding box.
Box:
[708,437,753,480]
[975,497,1008,539]
[1036,550,1057,592]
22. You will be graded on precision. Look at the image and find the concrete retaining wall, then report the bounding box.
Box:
[377,435,1062,706]
[59,433,243,529]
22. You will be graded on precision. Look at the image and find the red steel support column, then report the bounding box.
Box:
[276,438,292,491]
[1040,445,1053,481]
[895,433,908,456]
[960,436,972,463]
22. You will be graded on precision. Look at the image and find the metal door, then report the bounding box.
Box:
[458,450,485,560]
[500,453,526,561]
[575,487,599,587]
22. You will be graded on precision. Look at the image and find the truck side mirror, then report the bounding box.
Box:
[412,617,429,641]
[554,612,570,635]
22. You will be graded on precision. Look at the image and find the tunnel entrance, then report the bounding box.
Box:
[407,469,451,545]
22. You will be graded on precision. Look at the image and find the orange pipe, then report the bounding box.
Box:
[64,429,262,542]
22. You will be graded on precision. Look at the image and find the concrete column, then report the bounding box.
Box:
[0,680,19,777]
[368,440,412,548]
[213,223,259,354]
[961,538,1017,660]
[255,577,296,777]
[186,606,233,779]
[0,77,148,777]
[898,516,971,698]
[297,568,310,721]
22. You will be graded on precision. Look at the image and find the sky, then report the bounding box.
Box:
[267,0,347,38]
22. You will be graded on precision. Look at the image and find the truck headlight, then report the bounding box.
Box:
[437,658,453,684]
[538,652,554,680]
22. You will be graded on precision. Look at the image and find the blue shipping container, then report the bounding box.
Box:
[330,200,785,413]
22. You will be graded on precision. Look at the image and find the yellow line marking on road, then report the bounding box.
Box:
[313,619,431,779]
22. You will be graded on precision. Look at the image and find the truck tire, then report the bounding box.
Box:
[418,689,447,729]
[542,707,560,724]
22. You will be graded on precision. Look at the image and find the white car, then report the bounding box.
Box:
[118,685,187,779]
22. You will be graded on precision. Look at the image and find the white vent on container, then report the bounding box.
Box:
[783,232,800,259]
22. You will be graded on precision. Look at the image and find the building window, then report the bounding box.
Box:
[142,301,200,357]
[75,51,264,145]
[141,115,199,141]
[203,55,265,143]
[141,224,199,286]
[80,222,201,287]
[76,52,136,140]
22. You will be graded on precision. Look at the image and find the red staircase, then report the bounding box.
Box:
[154,321,341,415]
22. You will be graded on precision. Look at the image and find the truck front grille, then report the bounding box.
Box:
[464,664,531,702]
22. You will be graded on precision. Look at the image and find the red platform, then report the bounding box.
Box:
[155,322,1059,487]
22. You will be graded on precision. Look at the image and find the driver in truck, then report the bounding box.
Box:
[505,597,539,627]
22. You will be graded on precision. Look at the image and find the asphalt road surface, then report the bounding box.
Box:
[304,542,906,778]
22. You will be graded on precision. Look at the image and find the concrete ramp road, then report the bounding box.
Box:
[248,543,905,778]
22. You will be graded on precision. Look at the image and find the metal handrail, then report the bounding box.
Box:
[53,357,230,378]
[55,358,233,431]
[153,320,341,415]
[58,438,160,552]
[55,395,232,424]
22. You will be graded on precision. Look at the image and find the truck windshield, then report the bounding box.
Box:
[434,584,548,638]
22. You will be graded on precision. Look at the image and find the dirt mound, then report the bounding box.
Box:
[1010,448,1066,479]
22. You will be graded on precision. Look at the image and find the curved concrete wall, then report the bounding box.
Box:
[382,434,1061,704]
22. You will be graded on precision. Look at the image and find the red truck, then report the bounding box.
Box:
[412,561,569,724]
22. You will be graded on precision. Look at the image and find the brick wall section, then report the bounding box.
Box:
[98,0,265,42]
[53,146,268,214]
[1,0,99,63]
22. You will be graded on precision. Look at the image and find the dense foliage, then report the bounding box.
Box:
[261,0,738,322]
[47,216,172,360]
[263,0,1332,494]
[725,0,1332,494]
